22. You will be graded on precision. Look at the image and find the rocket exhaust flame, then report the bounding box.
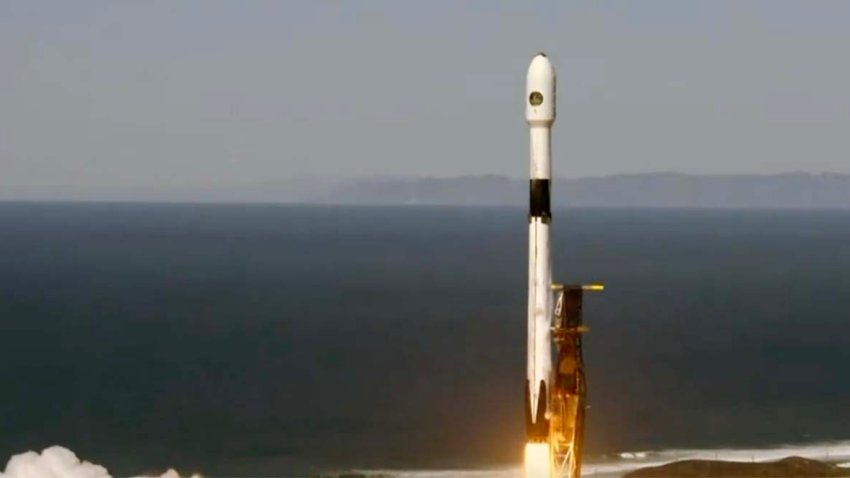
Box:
[524,443,551,478]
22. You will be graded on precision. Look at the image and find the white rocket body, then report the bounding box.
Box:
[525,53,556,441]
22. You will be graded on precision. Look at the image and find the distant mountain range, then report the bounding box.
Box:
[7,173,850,208]
[321,172,850,209]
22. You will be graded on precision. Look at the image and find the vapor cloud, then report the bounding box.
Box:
[0,447,198,478]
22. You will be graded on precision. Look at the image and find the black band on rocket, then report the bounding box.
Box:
[529,179,551,223]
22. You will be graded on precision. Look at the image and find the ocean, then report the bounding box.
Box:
[1,203,849,477]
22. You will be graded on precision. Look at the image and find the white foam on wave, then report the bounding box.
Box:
[355,469,521,478]
[6,441,850,478]
[0,447,198,478]
[363,442,850,478]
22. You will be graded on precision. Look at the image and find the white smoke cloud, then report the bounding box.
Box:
[0,447,198,478]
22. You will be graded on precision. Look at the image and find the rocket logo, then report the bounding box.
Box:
[529,91,544,106]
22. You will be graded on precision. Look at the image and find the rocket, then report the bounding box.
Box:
[525,53,556,442]
[522,52,600,478]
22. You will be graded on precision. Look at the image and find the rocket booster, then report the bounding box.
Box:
[525,53,556,442]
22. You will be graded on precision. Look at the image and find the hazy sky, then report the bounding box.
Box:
[2,1,850,194]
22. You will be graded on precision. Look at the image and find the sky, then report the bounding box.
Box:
[2,1,850,196]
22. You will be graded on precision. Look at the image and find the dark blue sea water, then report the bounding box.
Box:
[1,203,849,476]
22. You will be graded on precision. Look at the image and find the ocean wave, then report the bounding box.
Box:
[583,441,850,476]
[6,441,850,478]
[364,441,850,478]
[359,470,520,478]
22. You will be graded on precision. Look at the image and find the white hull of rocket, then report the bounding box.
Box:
[525,53,556,442]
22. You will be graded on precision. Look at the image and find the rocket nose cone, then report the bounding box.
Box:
[527,53,555,81]
[526,53,556,123]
